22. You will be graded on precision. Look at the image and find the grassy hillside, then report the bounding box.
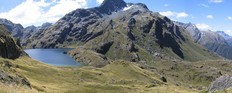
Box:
[0,57,200,93]
[0,56,231,93]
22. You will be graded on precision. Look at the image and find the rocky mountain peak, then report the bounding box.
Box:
[0,18,24,38]
[40,22,52,29]
[98,0,127,14]
[130,3,149,10]
[186,22,195,27]
[216,31,231,40]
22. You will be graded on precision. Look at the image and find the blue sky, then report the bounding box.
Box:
[0,0,232,35]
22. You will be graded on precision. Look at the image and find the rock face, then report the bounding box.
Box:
[175,22,232,60]
[24,0,219,66]
[217,31,232,40]
[226,38,232,46]
[0,24,25,59]
[208,75,232,92]
[97,0,127,14]
[23,0,150,48]
[174,22,202,42]
[0,19,24,38]
[21,23,52,46]
[216,31,232,47]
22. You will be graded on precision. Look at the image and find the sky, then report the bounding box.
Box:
[0,0,232,35]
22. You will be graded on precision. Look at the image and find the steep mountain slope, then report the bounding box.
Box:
[174,22,202,42]
[226,38,232,46]
[0,24,25,59]
[21,23,52,46]
[175,22,232,60]
[216,31,232,46]
[0,24,31,92]
[216,31,231,40]
[24,0,130,48]
[24,0,219,67]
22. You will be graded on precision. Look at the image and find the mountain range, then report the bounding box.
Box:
[175,22,232,60]
[1,0,232,92]
[21,0,220,67]
[0,18,52,45]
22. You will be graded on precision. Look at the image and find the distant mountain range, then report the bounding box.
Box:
[175,21,232,59]
[0,18,52,46]
[216,31,232,46]
[0,19,24,38]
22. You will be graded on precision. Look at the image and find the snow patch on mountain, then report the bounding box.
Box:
[123,5,134,11]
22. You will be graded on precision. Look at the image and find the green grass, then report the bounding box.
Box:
[1,57,186,93]
[0,56,230,93]
[0,56,202,93]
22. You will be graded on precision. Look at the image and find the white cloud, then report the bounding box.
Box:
[228,16,232,20]
[164,4,169,7]
[196,23,211,30]
[209,0,223,3]
[160,11,174,17]
[0,0,88,27]
[160,11,189,18]
[96,0,104,4]
[176,12,188,18]
[198,4,209,8]
[224,30,232,36]
[206,15,213,19]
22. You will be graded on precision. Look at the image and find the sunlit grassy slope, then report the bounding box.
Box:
[0,56,202,93]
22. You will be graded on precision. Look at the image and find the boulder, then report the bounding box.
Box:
[208,74,232,92]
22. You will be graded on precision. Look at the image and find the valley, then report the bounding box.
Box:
[0,0,232,93]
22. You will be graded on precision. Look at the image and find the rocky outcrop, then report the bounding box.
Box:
[0,70,30,87]
[0,24,25,59]
[69,47,109,67]
[208,75,232,92]
[95,41,114,55]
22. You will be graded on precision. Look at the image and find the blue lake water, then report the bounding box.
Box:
[24,48,81,67]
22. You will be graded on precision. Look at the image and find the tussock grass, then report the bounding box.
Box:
[0,57,199,93]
